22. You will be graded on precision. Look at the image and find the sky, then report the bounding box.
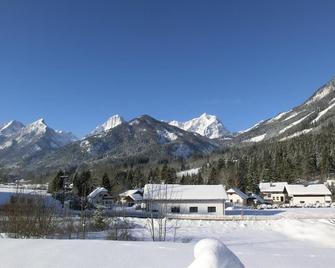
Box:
[1,0,335,137]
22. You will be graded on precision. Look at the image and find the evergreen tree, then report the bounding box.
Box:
[101,172,112,192]
[49,170,65,193]
[208,167,218,185]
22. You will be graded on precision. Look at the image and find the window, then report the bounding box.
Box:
[267,194,271,198]
[208,206,216,213]
[171,207,180,213]
[189,207,198,213]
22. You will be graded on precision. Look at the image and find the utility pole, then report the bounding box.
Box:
[60,175,69,209]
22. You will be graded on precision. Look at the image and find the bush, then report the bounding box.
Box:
[0,194,57,238]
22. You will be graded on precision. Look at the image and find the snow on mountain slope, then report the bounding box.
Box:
[306,81,335,104]
[279,128,314,141]
[311,101,335,123]
[91,115,125,135]
[238,120,264,134]
[0,120,25,136]
[237,77,335,143]
[169,113,230,139]
[0,119,78,165]
[157,129,178,143]
[278,112,314,134]
[243,133,266,143]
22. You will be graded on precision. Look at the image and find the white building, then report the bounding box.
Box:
[227,188,249,206]
[284,184,332,206]
[143,184,228,216]
[119,188,143,207]
[259,182,288,204]
[87,187,113,208]
[325,179,335,188]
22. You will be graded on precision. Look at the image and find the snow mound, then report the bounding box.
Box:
[188,239,244,268]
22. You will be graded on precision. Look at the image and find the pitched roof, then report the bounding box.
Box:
[227,188,249,200]
[119,189,143,201]
[285,184,332,196]
[250,194,265,204]
[259,182,288,192]
[143,184,228,201]
[88,187,108,199]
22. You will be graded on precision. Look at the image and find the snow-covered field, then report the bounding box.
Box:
[1,209,334,267]
[1,186,334,267]
[0,239,194,268]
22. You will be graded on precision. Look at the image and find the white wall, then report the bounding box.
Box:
[262,193,286,203]
[148,201,225,216]
[227,193,245,205]
[290,195,332,205]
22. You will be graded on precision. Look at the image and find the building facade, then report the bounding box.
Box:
[227,188,249,206]
[284,184,332,205]
[87,187,113,208]
[143,184,228,216]
[259,182,288,204]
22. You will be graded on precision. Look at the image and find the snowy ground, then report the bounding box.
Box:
[1,187,334,267]
[0,239,194,268]
[1,210,334,267]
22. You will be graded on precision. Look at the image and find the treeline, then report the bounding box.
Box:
[49,163,179,196]
[202,123,335,192]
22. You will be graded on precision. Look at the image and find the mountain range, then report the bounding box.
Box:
[1,77,335,179]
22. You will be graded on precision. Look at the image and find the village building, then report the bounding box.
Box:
[119,188,143,207]
[143,184,228,216]
[284,184,332,206]
[227,188,250,206]
[87,187,113,208]
[325,179,335,188]
[248,193,266,205]
[259,182,288,204]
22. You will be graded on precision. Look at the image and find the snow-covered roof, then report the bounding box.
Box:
[88,187,108,199]
[285,184,331,196]
[143,184,228,201]
[249,194,265,204]
[119,189,143,201]
[259,182,288,193]
[227,188,249,200]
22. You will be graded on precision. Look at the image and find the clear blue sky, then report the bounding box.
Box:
[1,0,335,137]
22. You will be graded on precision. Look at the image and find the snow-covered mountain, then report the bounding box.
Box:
[90,115,125,135]
[0,120,25,137]
[21,115,218,175]
[0,119,78,165]
[237,77,335,143]
[169,113,230,139]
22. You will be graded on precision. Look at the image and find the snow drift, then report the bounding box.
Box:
[188,239,244,268]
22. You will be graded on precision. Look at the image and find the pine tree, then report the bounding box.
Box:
[49,170,65,193]
[208,167,218,185]
[101,173,112,192]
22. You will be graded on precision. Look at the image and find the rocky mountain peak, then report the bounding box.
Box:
[169,113,230,139]
[91,115,125,135]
